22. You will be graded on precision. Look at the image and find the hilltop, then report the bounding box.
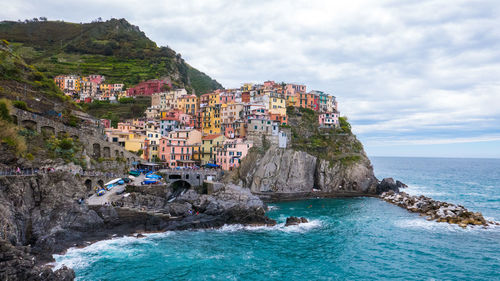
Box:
[0,18,222,94]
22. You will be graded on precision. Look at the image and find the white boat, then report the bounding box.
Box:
[104,178,122,186]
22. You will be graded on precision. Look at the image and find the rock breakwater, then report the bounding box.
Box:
[380,190,498,228]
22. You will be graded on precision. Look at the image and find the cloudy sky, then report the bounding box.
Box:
[2,0,500,158]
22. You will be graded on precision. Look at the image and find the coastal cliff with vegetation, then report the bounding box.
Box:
[234,106,378,200]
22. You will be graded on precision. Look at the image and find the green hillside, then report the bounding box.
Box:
[0,41,76,114]
[0,18,223,94]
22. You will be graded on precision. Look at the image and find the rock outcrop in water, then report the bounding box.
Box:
[284,216,308,226]
[380,190,497,228]
[376,178,408,194]
[237,146,378,200]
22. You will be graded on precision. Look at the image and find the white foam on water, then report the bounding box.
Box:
[404,185,448,197]
[267,205,279,211]
[215,219,322,233]
[51,233,167,271]
[394,218,500,233]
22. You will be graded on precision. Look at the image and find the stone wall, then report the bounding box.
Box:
[11,108,141,166]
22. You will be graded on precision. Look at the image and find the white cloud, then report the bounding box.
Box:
[1,0,500,155]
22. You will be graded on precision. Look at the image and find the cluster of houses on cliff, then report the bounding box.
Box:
[99,80,340,171]
[53,74,171,102]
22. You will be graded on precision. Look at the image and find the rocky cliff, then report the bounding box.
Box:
[233,107,379,200]
[237,145,377,199]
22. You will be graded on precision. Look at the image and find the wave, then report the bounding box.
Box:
[403,185,448,197]
[51,232,173,271]
[394,218,500,232]
[216,219,322,233]
[267,205,279,211]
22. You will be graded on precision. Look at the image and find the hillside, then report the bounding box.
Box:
[0,41,77,115]
[0,18,223,94]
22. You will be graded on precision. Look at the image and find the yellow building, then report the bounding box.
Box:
[269,95,286,116]
[124,133,146,152]
[177,94,198,115]
[201,134,225,164]
[202,107,213,135]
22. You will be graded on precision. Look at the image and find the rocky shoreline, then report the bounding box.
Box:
[0,173,276,281]
[380,190,499,228]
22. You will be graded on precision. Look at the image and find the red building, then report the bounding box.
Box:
[241,92,250,103]
[127,79,172,96]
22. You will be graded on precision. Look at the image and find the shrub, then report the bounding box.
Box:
[12,100,28,111]
[0,120,26,155]
[0,99,12,122]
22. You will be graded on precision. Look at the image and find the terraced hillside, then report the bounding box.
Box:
[0,18,222,95]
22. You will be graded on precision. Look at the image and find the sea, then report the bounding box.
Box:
[53,157,500,280]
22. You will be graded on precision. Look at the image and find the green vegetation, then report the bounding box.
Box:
[0,47,75,114]
[187,65,224,95]
[12,100,28,111]
[286,106,365,166]
[80,96,150,124]
[45,134,84,165]
[0,99,26,155]
[0,18,223,94]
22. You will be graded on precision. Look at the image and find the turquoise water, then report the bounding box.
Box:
[54,157,500,280]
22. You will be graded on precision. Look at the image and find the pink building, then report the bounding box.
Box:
[285,83,306,95]
[179,113,194,128]
[319,112,339,128]
[220,92,235,104]
[117,122,134,132]
[100,119,111,128]
[159,129,202,168]
[89,75,105,85]
[215,138,253,170]
[127,79,172,96]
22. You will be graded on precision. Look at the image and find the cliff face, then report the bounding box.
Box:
[235,107,378,199]
[240,146,377,198]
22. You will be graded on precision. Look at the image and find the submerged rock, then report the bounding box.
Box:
[284,216,309,226]
[380,191,497,228]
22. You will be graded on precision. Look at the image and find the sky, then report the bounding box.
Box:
[1,0,500,158]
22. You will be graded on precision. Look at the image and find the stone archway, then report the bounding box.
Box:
[41,126,55,136]
[103,147,110,158]
[84,179,92,191]
[93,143,101,158]
[10,115,18,125]
[97,179,104,187]
[21,120,37,131]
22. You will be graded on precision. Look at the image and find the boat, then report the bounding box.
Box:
[142,180,159,185]
[104,178,122,186]
[96,189,106,196]
[129,170,141,177]
[145,174,162,179]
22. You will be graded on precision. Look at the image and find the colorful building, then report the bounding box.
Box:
[201,134,225,165]
[215,138,253,170]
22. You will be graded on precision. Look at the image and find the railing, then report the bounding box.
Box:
[0,168,124,178]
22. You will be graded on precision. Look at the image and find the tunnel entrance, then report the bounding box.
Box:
[84,179,92,191]
[168,180,192,202]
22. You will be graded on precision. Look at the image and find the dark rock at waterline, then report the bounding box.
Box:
[285,216,308,226]
[376,178,407,194]
[0,240,75,281]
